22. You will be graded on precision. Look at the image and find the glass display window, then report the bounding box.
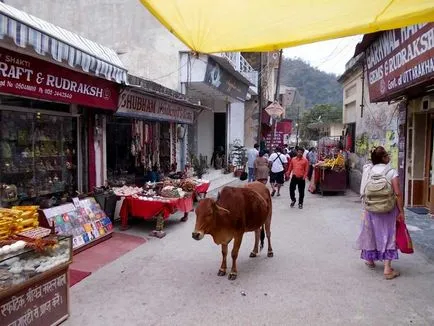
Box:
[0,109,78,206]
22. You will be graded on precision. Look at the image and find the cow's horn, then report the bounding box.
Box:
[215,204,230,214]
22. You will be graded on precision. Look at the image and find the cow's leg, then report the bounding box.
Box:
[229,234,243,280]
[218,244,228,276]
[265,218,273,257]
[249,228,261,258]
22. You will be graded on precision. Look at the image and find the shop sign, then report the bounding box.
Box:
[117,89,195,124]
[366,23,434,102]
[264,120,292,149]
[0,269,68,326]
[0,48,119,110]
[204,58,249,101]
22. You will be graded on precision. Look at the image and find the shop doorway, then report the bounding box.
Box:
[214,113,226,153]
[424,116,434,210]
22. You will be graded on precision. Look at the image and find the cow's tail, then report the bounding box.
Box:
[260,225,265,251]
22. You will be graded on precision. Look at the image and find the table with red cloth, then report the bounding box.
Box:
[119,196,194,237]
[194,181,211,201]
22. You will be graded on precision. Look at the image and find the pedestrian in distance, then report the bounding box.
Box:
[247,143,259,182]
[307,147,318,181]
[286,147,309,209]
[254,150,270,185]
[268,147,288,197]
[357,146,404,280]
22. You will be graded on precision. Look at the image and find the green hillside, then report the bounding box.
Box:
[280,57,343,109]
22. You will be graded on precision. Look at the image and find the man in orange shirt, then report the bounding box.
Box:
[286,147,309,209]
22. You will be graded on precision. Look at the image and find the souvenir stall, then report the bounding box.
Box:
[0,205,72,325]
[117,177,209,238]
[309,153,347,195]
[106,86,210,236]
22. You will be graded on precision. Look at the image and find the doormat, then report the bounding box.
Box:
[70,232,146,273]
[407,207,430,215]
[70,269,91,287]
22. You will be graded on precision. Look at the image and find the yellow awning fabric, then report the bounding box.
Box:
[139,0,434,53]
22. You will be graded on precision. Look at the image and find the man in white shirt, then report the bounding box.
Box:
[268,147,288,197]
[247,143,259,182]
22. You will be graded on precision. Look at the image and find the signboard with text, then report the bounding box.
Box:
[204,58,249,101]
[0,269,69,326]
[366,23,434,102]
[117,88,195,124]
[264,120,292,150]
[0,47,119,110]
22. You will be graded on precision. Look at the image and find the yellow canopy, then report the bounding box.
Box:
[140,0,434,53]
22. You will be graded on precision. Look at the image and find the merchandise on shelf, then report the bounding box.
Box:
[42,198,113,250]
[0,206,40,240]
[0,110,78,202]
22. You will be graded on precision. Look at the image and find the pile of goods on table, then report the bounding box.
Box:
[0,205,69,291]
[130,178,198,201]
[112,185,143,197]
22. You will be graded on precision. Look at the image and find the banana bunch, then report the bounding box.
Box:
[320,154,345,169]
[0,206,39,240]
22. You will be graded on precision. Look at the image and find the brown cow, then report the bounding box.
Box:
[192,181,273,280]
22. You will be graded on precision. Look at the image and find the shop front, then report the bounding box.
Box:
[179,53,251,168]
[0,4,127,208]
[109,86,197,186]
[108,85,212,237]
[0,4,127,325]
[357,22,434,210]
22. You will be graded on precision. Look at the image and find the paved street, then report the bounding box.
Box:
[65,183,434,326]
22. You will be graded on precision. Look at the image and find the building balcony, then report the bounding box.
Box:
[220,52,258,91]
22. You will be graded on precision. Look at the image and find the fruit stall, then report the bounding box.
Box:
[0,206,72,326]
[309,153,347,195]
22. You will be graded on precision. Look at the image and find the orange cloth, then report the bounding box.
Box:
[287,156,309,179]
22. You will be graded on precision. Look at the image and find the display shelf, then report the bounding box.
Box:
[0,236,71,291]
[39,197,113,252]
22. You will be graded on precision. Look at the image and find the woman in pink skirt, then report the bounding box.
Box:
[357,146,404,280]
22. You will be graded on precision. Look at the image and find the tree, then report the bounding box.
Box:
[299,104,342,141]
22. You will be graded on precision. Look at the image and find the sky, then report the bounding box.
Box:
[283,35,363,76]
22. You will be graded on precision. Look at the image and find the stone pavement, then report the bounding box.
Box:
[64,184,434,326]
[405,209,434,262]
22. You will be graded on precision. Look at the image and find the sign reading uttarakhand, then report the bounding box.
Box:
[366,23,434,102]
[117,89,195,124]
[0,48,119,110]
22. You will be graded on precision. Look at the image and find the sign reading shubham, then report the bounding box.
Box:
[117,88,195,124]
[366,23,434,102]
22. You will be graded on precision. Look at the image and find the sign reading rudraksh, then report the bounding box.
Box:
[0,48,119,110]
[366,23,434,102]
[0,270,68,326]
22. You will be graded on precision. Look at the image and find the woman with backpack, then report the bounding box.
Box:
[357,146,404,280]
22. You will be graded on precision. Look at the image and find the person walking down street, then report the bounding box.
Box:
[287,147,309,209]
[268,147,288,197]
[254,150,270,184]
[357,146,404,280]
[307,147,318,181]
[247,143,259,182]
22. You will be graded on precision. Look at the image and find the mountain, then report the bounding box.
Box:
[280,57,343,109]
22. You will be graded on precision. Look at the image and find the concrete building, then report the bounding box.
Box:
[7,0,258,170]
[338,53,399,193]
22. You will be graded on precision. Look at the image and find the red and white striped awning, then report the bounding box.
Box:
[0,2,128,84]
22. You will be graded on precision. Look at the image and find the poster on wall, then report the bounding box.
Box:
[41,197,113,250]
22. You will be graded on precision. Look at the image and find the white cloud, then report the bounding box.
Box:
[283,35,363,76]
